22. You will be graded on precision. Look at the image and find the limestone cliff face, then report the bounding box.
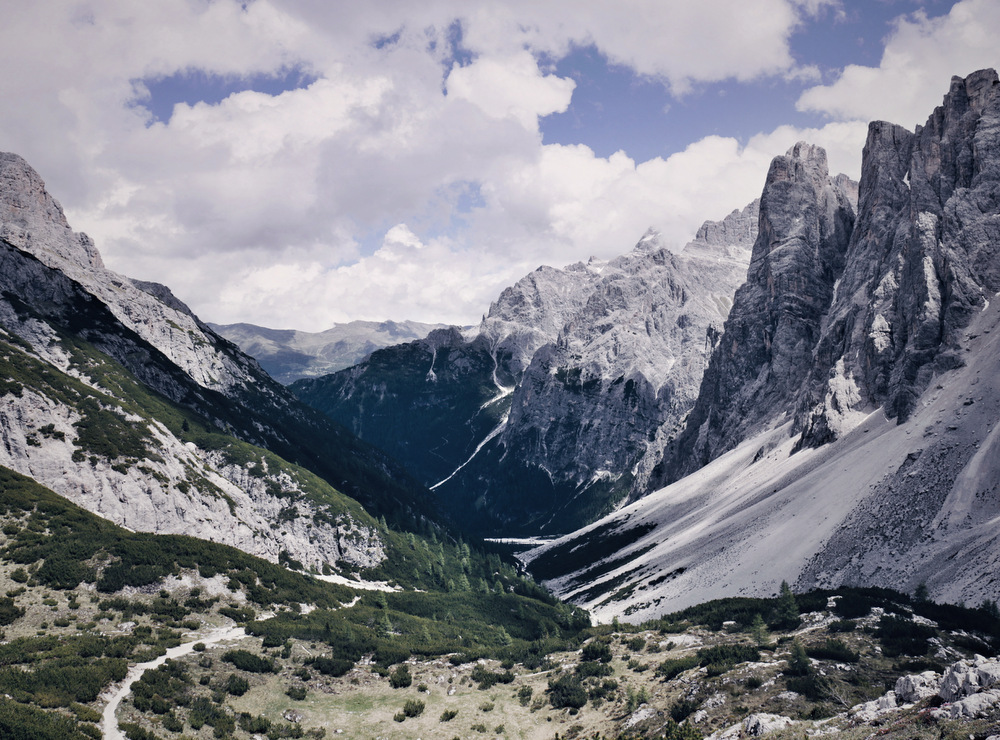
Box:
[0,153,400,573]
[653,72,1000,486]
[495,223,754,515]
[796,69,1000,445]
[652,143,856,484]
[294,204,755,536]
[0,153,265,396]
[530,70,1000,619]
[0,380,383,571]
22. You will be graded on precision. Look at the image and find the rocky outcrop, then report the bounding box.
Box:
[796,69,1000,446]
[480,224,753,526]
[849,656,1000,723]
[0,153,264,395]
[527,70,1000,619]
[652,143,856,484]
[479,260,608,374]
[294,205,754,536]
[651,70,1000,487]
[0,151,456,575]
[0,344,383,571]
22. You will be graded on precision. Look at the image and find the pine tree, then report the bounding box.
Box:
[788,638,811,676]
[776,581,799,629]
[750,613,769,647]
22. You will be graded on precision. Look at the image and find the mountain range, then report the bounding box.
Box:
[291,203,758,536]
[0,149,441,575]
[525,68,1000,620]
[1,69,998,628]
[209,319,450,384]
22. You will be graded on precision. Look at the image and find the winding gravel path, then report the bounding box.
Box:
[101,625,247,740]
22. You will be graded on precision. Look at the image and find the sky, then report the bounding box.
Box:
[1,0,998,331]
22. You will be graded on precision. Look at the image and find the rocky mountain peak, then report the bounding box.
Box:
[0,152,104,272]
[652,142,857,483]
[0,152,266,394]
[689,198,759,255]
[795,67,1000,445]
[480,261,604,373]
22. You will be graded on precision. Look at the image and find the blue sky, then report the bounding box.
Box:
[0,0,997,330]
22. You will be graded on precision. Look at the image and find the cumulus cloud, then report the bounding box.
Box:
[797,0,1000,128]
[0,0,975,330]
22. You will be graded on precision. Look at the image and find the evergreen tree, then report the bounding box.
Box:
[788,638,811,676]
[776,581,799,629]
[750,613,769,647]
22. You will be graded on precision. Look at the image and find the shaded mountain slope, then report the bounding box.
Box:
[0,152,441,572]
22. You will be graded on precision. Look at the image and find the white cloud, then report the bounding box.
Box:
[797,0,1000,128]
[0,0,972,331]
[446,51,576,129]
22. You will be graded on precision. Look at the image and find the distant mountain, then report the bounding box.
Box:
[209,319,450,384]
[292,203,756,537]
[526,69,1000,621]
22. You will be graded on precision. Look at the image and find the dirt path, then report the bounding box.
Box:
[101,625,247,740]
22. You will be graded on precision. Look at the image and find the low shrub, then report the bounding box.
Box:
[389,664,412,689]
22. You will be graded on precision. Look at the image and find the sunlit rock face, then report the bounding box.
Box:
[651,142,857,485]
[652,69,1000,487]
[0,152,396,572]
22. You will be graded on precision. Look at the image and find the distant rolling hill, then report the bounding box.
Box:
[209,319,451,384]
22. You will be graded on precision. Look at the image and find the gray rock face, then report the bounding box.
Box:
[210,319,450,384]
[294,206,754,536]
[0,153,276,397]
[653,70,1000,485]
[499,224,753,513]
[796,69,1000,445]
[652,143,856,484]
[527,71,1000,620]
[0,152,444,575]
[479,261,607,374]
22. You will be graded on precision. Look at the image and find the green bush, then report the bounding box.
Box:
[389,664,412,689]
[656,655,699,681]
[222,649,274,673]
[807,638,859,663]
[670,697,699,722]
[440,708,459,721]
[517,685,533,706]
[470,664,514,689]
[874,616,936,657]
[696,643,760,673]
[224,673,249,696]
[402,699,424,717]
[581,639,613,663]
[310,657,353,677]
[548,673,587,709]
[626,636,646,652]
[576,661,613,678]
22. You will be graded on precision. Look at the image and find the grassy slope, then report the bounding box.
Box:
[0,466,591,738]
[3,471,999,739]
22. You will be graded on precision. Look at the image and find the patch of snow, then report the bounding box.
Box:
[312,573,399,592]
